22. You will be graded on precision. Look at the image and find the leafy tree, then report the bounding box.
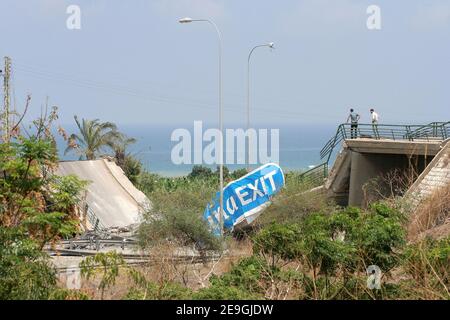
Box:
[230,168,248,180]
[111,135,136,167]
[65,116,121,160]
[138,172,221,251]
[192,255,295,300]
[402,237,449,298]
[110,134,142,184]
[215,165,230,180]
[125,268,192,300]
[49,288,91,300]
[252,223,303,267]
[188,165,214,179]
[80,251,125,300]
[0,227,57,300]
[121,155,142,185]
[0,106,87,299]
[251,203,406,299]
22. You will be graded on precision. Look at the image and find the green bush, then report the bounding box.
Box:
[193,256,267,299]
[402,236,449,298]
[212,256,271,293]
[258,172,335,225]
[355,204,406,271]
[0,228,57,300]
[193,283,261,300]
[252,223,303,264]
[49,289,91,300]
[80,251,125,300]
[188,165,214,179]
[230,168,248,180]
[125,281,193,300]
[249,203,407,299]
[1,133,86,299]
[138,182,221,251]
[122,155,142,185]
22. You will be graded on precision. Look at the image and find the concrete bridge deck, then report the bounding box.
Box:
[317,122,450,207]
[345,138,442,156]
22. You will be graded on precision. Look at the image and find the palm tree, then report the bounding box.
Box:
[65,116,121,160]
[111,135,137,168]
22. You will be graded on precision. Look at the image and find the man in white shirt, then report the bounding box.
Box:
[370,108,380,139]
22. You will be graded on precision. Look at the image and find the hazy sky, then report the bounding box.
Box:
[1,0,449,127]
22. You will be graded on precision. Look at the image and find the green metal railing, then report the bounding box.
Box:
[409,122,449,140]
[298,162,328,187]
[298,121,449,187]
[320,121,450,165]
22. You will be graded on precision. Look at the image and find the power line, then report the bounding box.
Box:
[13,61,339,121]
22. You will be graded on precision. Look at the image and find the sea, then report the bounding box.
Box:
[57,123,338,177]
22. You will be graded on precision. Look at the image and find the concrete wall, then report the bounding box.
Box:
[405,140,450,210]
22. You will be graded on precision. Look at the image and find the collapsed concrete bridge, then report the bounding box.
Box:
[57,158,151,232]
[302,122,450,207]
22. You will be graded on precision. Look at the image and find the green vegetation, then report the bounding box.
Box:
[65,116,121,160]
[80,251,125,300]
[137,169,221,251]
[0,111,86,300]
[64,115,142,184]
[130,166,449,300]
[1,109,448,300]
[135,164,253,252]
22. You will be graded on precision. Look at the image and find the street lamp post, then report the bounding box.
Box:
[179,17,224,237]
[247,43,274,171]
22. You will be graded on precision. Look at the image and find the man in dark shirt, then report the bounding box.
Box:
[346,108,360,139]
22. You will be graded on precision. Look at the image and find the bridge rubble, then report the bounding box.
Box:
[57,158,151,232]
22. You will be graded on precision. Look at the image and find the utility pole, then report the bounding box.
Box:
[1,56,11,142]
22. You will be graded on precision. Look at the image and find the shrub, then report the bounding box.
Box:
[0,130,86,299]
[188,165,214,179]
[193,256,268,299]
[250,202,407,299]
[258,172,334,225]
[138,183,221,251]
[230,168,248,180]
[122,155,142,185]
[80,251,125,300]
[193,283,261,300]
[252,223,302,265]
[355,203,406,271]
[125,280,192,300]
[402,237,449,299]
[49,289,91,300]
[0,228,57,300]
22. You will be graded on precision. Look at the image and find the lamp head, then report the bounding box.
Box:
[268,42,275,48]
[179,17,193,23]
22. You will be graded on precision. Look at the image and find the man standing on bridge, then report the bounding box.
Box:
[370,108,380,139]
[347,108,360,139]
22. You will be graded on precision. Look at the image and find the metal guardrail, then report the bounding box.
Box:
[298,162,328,187]
[297,121,450,185]
[320,121,450,164]
[75,197,107,232]
[409,121,450,140]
